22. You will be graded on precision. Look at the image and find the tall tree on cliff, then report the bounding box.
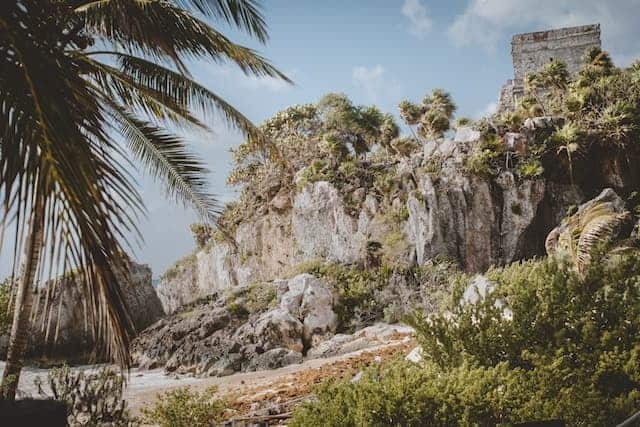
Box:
[0,0,289,399]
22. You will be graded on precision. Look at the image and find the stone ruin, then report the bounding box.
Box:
[497,24,601,113]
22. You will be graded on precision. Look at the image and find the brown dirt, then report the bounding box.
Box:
[222,339,414,422]
[127,337,414,423]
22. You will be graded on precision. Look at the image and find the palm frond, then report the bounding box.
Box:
[106,101,218,221]
[81,56,207,129]
[76,0,287,78]
[105,52,263,137]
[169,0,268,42]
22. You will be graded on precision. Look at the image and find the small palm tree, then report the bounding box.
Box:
[548,200,631,274]
[0,0,289,400]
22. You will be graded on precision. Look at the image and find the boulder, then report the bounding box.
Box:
[245,348,303,371]
[246,308,304,353]
[306,323,413,359]
[276,274,338,347]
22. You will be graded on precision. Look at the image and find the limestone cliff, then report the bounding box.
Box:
[157,120,638,314]
[1,262,164,362]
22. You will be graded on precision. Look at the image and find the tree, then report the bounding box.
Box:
[0,0,289,400]
[398,89,456,141]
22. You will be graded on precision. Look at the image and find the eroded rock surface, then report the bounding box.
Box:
[1,262,163,362]
[132,274,415,376]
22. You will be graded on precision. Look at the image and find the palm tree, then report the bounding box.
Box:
[0,0,289,400]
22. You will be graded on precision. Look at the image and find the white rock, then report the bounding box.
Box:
[406,346,423,364]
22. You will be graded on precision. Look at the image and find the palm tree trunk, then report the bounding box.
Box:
[0,200,44,400]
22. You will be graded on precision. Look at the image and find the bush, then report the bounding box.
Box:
[142,386,226,427]
[298,261,460,330]
[37,366,137,426]
[290,359,530,427]
[226,282,276,315]
[292,254,640,425]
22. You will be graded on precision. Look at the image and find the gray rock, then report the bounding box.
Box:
[245,348,303,371]
[3,261,164,361]
[306,323,413,359]
[251,309,304,353]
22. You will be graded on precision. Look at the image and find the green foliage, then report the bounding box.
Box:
[412,254,640,423]
[399,89,457,140]
[390,137,420,157]
[454,117,472,128]
[38,366,136,426]
[298,261,460,330]
[189,223,213,249]
[290,359,529,427]
[142,387,226,427]
[0,280,12,335]
[293,254,640,425]
[225,93,401,227]
[517,158,544,178]
[298,159,336,187]
[162,252,197,282]
[226,282,276,315]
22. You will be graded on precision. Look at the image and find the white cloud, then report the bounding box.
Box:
[448,0,640,64]
[352,65,401,105]
[401,0,433,39]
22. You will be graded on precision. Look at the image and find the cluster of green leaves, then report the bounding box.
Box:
[225,281,276,316]
[298,260,460,330]
[218,94,401,234]
[142,386,226,427]
[471,48,640,183]
[161,252,198,282]
[399,89,457,141]
[293,253,640,425]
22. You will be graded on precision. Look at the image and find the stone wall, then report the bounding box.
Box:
[512,24,601,80]
[497,24,601,113]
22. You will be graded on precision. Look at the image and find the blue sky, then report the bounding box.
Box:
[6,1,640,280]
[134,0,640,278]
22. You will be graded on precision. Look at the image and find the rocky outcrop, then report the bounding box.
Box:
[134,274,360,376]
[157,118,640,314]
[157,127,560,313]
[1,262,164,362]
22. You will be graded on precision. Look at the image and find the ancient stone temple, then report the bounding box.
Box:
[497,24,601,113]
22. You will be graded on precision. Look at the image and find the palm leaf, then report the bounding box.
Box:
[106,102,218,221]
[169,0,268,42]
[76,0,287,78]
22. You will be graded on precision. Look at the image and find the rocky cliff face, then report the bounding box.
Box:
[133,273,412,376]
[156,124,596,314]
[1,262,164,362]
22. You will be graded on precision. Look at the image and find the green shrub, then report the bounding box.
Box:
[517,158,544,178]
[226,282,276,315]
[293,254,640,425]
[142,387,226,427]
[162,252,197,282]
[290,359,530,427]
[37,366,137,426]
[297,261,460,330]
[0,280,12,335]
